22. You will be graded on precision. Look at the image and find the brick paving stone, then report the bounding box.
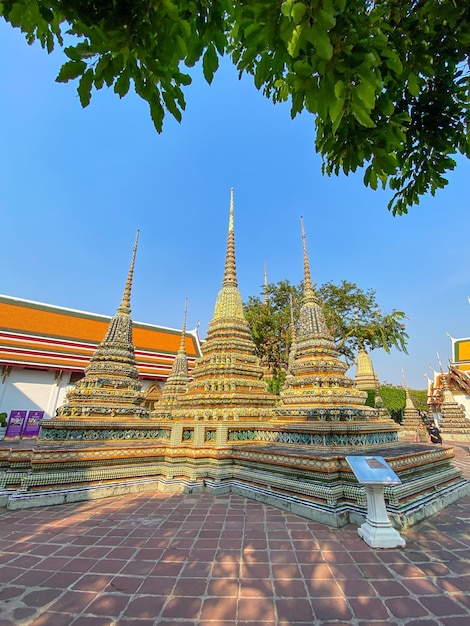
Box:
[22,588,64,607]
[370,579,412,597]
[277,598,315,622]
[124,595,166,619]
[384,596,430,619]
[420,594,469,616]
[84,594,130,616]
[348,597,391,620]
[239,579,273,598]
[161,597,202,620]
[47,591,97,614]
[237,597,276,622]
[207,578,240,597]
[200,597,238,621]
[311,597,353,621]
[71,574,114,593]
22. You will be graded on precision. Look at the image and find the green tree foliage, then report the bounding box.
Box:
[243,278,408,379]
[2,1,469,214]
[409,388,428,412]
[377,385,405,422]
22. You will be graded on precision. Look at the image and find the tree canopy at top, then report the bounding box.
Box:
[2,1,469,215]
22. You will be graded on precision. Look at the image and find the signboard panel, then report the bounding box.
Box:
[22,410,45,438]
[4,410,27,439]
[346,456,401,485]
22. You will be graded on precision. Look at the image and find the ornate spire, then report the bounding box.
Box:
[213,189,244,321]
[300,216,316,303]
[222,188,237,288]
[174,189,276,421]
[51,231,149,423]
[151,299,191,419]
[118,230,139,316]
[263,262,269,305]
[178,298,188,354]
[276,217,371,421]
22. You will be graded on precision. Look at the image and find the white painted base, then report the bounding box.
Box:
[358,484,406,548]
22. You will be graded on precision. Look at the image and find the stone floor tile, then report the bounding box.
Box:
[311,597,353,621]
[200,597,237,621]
[124,595,166,619]
[71,574,113,593]
[420,595,469,616]
[21,587,64,607]
[275,597,314,622]
[237,597,276,622]
[384,596,430,619]
[47,591,96,614]
[206,578,240,597]
[348,597,391,620]
[84,593,130,616]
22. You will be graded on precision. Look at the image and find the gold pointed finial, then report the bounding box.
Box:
[401,367,409,390]
[263,262,269,305]
[118,231,139,316]
[178,298,188,354]
[222,188,238,288]
[436,351,444,374]
[300,217,316,300]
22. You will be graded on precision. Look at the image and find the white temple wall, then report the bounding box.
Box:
[0,367,161,421]
[454,393,470,420]
[0,368,73,419]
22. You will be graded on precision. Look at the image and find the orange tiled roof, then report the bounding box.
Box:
[0,295,201,379]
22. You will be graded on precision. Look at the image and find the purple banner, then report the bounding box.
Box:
[4,410,27,439]
[22,410,45,438]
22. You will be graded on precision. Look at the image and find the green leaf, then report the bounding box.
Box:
[291,3,306,24]
[114,70,130,98]
[351,102,376,127]
[56,61,87,83]
[202,44,219,84]
[355,81,376,111]
[77,69,94,107]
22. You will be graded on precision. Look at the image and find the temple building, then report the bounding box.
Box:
[426,326,470,440]
[0,192,468,529]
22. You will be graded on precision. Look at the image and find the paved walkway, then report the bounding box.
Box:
[0,442,469,626]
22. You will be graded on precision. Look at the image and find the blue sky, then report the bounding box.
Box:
[1,21,469,390]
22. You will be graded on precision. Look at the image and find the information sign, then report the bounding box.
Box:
[4,410,27,439]
[22,410,45,438]
[346,456,401,485]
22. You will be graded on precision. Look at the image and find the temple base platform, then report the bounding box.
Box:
[1,419,469,529]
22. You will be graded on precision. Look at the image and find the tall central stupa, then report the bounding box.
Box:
[174,189,276,421]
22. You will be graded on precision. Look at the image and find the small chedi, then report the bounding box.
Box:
[53,232,149,423]
[39,232,154,445]
[0,190,468,527]
[150,300,192,420]
[354,346,380,391]
[277,219,379,422]
[400,369,422,436]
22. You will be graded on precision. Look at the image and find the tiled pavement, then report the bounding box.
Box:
[0,442,469,626]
